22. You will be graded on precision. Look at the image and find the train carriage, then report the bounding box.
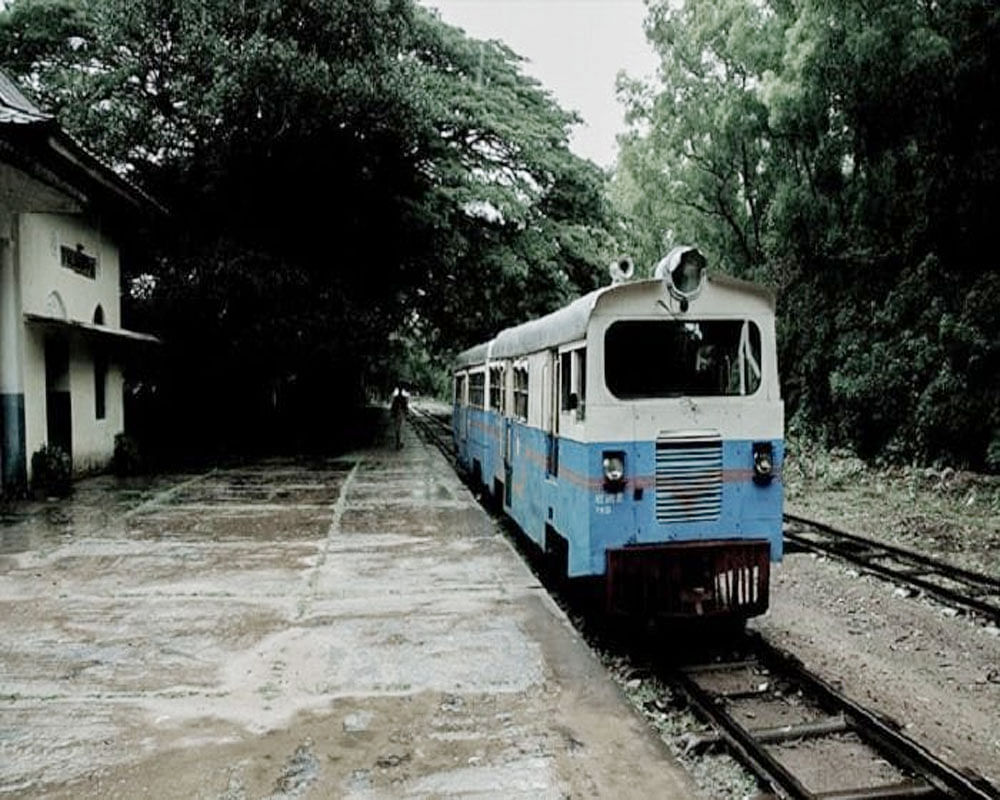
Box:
[453,247,783,620]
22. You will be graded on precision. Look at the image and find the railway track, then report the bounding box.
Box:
[408,409,998,798]
[670,632,998,799]
[783,514,1000,624]
[408,405,455,457]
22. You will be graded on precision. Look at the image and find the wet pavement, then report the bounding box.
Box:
[0,408,694,798]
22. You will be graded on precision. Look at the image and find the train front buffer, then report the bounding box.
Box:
[589,435,782,620]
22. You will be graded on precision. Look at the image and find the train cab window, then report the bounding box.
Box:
[469,371,485,408]
[454,374,466,406]
[489,366,505,412]
[604,320,762,398]
[513,366,529,421]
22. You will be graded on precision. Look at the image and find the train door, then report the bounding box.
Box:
[454,373,468,454]
[546,350,559,477]
[462,373,471,445]
[503,380,513,509]
[507,363,528,508]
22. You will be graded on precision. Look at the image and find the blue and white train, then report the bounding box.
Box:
[453,247,783,620]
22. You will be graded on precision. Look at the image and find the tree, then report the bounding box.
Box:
[0,0,616,453]
[400,9,616,351]
[615,0,1000,470]
[612,0,782,278]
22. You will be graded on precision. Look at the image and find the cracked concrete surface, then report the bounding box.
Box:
[0,412,693,798]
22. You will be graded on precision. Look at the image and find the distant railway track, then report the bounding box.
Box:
[671,632,999,799]
[408,405,455,458]
[783,513,1000,624]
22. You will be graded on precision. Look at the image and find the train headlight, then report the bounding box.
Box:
[752,442,774,485]
[654,246,707,309]
[602,451,626,492]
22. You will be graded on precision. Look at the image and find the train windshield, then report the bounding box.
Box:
[605,320,762,398]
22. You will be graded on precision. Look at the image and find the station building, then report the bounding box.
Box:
[0,71,161,490]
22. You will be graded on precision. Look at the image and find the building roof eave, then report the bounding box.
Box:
[0,69,168,220]
[24,312,161,346]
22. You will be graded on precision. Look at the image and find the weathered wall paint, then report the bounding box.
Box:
[19,213,121,326]
[0,210,26,488]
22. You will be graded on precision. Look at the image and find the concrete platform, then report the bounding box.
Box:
[0,410,695,798]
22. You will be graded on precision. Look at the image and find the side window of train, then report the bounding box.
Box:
[574,348,586,418]
[489,366,505,413]
[560,351,573,411]
[469,371,485,408]
[559,348,586,418]
[513,365,529,422]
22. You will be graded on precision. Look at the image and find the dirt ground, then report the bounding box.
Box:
[755,449,1000,788]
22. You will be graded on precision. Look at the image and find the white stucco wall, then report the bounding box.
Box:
[70,337,124,472]
[17,213,125,475]
[19,213,120,326]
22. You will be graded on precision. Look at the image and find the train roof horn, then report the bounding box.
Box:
[609,256,634,285]
[654,245,707,306]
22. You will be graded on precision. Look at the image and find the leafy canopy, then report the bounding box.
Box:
[0,0,616,451]
[615,0,1000,469]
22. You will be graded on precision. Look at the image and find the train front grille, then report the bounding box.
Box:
[655,431,722,523]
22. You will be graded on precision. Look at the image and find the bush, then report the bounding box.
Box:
[31,444,72,498]
[986,432,1000,474]
[112,433,143,476]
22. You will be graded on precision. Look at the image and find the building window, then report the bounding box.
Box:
[94,353,107,420]
[93,305,104,325]
[513,366,529,422]
[61,244,97,279]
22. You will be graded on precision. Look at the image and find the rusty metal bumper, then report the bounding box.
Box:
[605,539,770,618]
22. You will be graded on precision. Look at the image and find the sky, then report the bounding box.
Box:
[420,0,659,168]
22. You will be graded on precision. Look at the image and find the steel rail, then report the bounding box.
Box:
[417,415,996,796]
[783,513,1000,623]
[672,665,818,799]
[753,633,999,799]
[670,632,1000,799]
[409,406,456,458]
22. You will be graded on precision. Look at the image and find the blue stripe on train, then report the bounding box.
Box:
[453,404,783,577]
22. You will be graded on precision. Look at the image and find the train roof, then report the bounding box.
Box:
[453,272,775,369]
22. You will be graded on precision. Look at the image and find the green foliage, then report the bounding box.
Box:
[111,433,142,476]
[30,444,72,498]
[987,435,1000,474]
[616,0,1000,470]
[401,7,617,354]
[0,0,615,449]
